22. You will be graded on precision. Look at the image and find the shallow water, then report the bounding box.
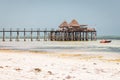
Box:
[0,39,120,53]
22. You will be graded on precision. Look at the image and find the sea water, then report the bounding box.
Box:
[0,39,120,54]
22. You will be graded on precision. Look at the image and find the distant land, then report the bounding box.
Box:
[97,35,120,40]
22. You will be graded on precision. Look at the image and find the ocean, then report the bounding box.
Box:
[0,39,120,54]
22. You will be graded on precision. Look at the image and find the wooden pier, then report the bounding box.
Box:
[0,28,96,41]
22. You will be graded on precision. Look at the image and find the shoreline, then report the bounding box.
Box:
[0,49,120,64]
[0,49,120,62]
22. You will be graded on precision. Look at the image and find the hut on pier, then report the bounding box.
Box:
[52,19,97,41]
[69,19,80,31]
[58,21,69,31]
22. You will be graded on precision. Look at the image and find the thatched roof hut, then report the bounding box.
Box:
[59,21,69,28]
[68,19,80,31]
[69,19,80,28]
[58,19,94,31]
[58,21,69,31]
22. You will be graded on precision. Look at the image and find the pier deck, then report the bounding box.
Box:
[0,28,96,41]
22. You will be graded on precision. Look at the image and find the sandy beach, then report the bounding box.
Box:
[0,49,120,80]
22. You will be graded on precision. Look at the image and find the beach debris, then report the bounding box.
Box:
[34,68,42,73]
[48,71,53,75]
[0,66,3,68]
[86,71,91,73]
[111,71,120,76]
[65,75,72,79]
[15,68,22,71]
[116,63,119,65]
[82,67,87,70]
[95,68,106,74]
[5,65,9,67]
[8,58,12,61]
[93,63,97,65]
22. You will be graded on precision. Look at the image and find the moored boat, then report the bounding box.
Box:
[100,40,111,43]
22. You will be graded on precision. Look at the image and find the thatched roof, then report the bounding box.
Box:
[80,24,88,27]
[69,19,80,27]
[59,21,69,28]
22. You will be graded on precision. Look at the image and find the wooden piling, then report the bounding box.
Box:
[24,28,26,41]
[44,28,47,41]
[80,32,81,41]
[36,28,40,41]
[82,32,84,41]
[54,32,57,41]
[77,32,80,41]
[86,32,88,41]
[3,28,5,41]
[62,31,65,41]
[50,31,53,41]
[71,31,73,41]
[16,28,19,41]
[91,32,93,41]
[94,32,97,41]
[31,28,33,41]
[10,28,12,41]
[95,32,97,40]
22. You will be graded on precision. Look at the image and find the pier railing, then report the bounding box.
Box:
[0,28,97,41]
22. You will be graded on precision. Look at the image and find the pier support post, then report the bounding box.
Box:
[71,31,74,41]
[54,31,57,41]
[82,32,84,41]
[44,28,47,41]
[66,31,68,41]
[74,32,76,41]
[91,32,93,41]
[50,32,53,41]
[86,32,88,41]
[3,28,5,41]
[62,31,65,41]
[50,29,54,41]
[78,32,80,41]
[80,32,81,41]
[36,28,40,41]
[95,32,97,40]
[10,28,12,41]
[16,28,19,41]
[94,32,97,41]
[31,28,33,41]
[60,32,62,41]
[24,28,26,41]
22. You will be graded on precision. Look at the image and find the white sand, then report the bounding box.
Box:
[0,50,120,80]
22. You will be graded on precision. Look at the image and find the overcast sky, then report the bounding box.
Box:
[0,0,120,36]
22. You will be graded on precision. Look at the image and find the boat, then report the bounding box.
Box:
[100,40,111,43]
